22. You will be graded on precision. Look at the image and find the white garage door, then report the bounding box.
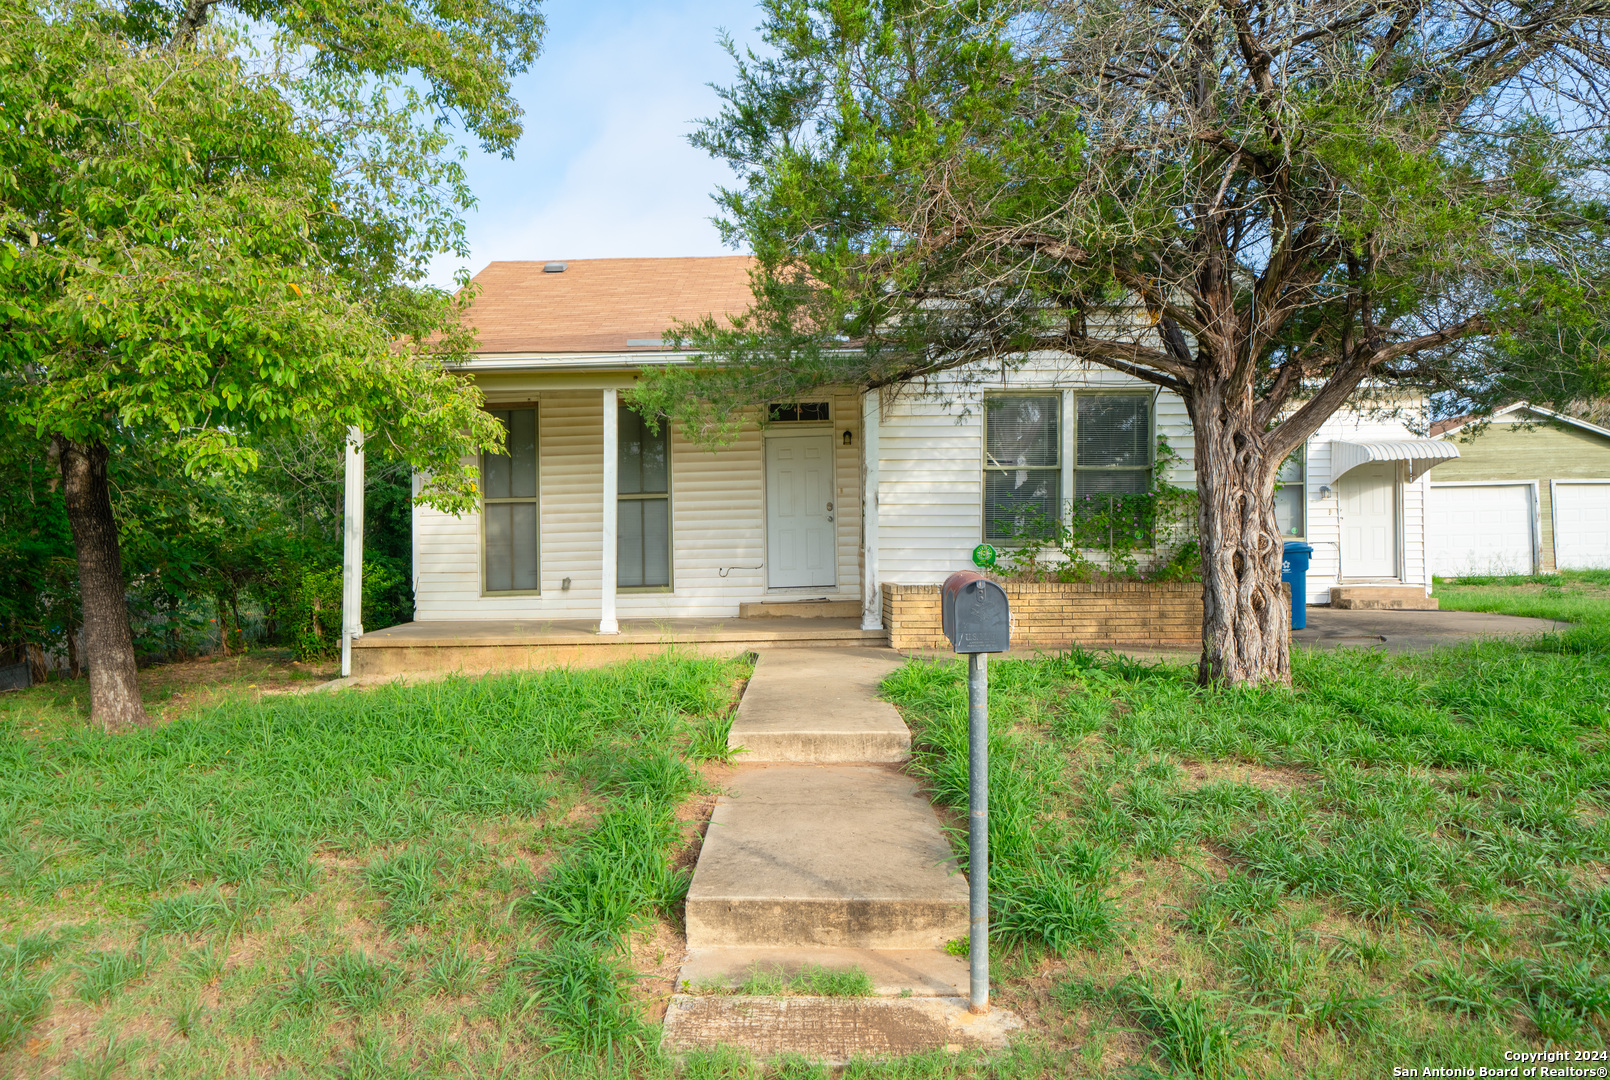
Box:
[1429,484,1535,576]
[1554,482,1610,569]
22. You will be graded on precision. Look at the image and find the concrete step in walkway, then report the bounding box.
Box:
[678,947,968,997]
[727,648,911,763]
[1330,585,1440,611]
[667,648,1022,1064]
[662,996,1024,1066]
[684,765,968,950]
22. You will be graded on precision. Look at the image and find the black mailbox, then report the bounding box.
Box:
[941,571,1011,654]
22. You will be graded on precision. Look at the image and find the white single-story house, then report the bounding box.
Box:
[1429,402,1610,575]
[339,257,1467,671]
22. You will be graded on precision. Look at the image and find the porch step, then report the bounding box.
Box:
[729,649,910,763]
[677,947,969,997]
[1330,586,1439,611]
[661,995,1023,1065]
[740,599,863,619]
[684,765,969,949]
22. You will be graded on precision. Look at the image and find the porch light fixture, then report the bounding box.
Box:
[843,430,852,446]
[1318,485,1332,498]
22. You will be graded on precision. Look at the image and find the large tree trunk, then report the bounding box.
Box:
[1186,385,1291,686]
[56,438,146,727]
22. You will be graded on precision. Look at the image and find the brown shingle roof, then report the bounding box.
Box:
[461,257,756,354]
[1429,413,1472,436]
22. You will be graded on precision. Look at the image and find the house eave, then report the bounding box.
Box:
[450,351,704,372]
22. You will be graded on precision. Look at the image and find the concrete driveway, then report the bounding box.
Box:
[1293,607,1566,653]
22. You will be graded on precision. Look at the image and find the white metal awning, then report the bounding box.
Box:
[1331,439,1461,482]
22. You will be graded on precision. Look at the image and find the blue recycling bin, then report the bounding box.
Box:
[1282,541,1313,630]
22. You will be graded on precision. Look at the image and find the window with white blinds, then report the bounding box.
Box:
[983,396,1061,541]
[618,407,671,589]
[482,408,540,593]
[1075,394,1152,500]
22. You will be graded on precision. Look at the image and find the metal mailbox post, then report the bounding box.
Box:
[940,571,1010,1014]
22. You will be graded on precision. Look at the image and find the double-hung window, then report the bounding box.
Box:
[1074,394,1152,499]
[983,396,1061,542]
[482,408,540,593]
[1273,443,1306,537]
[618,407,671,589]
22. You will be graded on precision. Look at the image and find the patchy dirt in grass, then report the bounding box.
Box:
[628,918,689,1025]
[1178,760,1316,790]
[672,762,735,874]
[1,647,337,732]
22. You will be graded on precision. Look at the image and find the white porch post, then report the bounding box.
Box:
[599,388,620,635]
[861,389,882,631]
[340,426,365,677]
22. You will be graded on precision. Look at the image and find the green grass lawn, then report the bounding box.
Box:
[883,578,1610,1077]
[1434,567,1610,625]
[3,579,1606,1079]
[0,653,751,1079]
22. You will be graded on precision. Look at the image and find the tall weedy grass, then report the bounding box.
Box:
[0,652,748,1075]
[885,579,1610,1078]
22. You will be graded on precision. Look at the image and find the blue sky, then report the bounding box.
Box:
[426,0,765,287]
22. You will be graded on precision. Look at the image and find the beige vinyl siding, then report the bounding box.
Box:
[413,384,865,622]
[1436,416,1610,572]
[833,393,864,593]
[873,357,1197,586]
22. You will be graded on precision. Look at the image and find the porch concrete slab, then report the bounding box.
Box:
[730,648,910,762]
[661,995,1024,1064]
[347,619,886,677]
[684,765,968,949]
[1296,607,1565,652]
[678,947,969,997]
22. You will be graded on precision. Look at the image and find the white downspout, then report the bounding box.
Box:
[599,388,620,635]
[861,389,882,631]
[341,426,365,677]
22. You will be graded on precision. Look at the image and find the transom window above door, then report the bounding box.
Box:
[767,402,830,422]
[482,408,539,594]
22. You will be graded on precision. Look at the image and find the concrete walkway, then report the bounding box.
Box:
[663,648,1022,1063]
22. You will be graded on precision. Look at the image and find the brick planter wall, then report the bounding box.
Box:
[881,581,1205,652]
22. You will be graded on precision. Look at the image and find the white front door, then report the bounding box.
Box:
[1429,483,1535,576]
[766,435,836,588]
[1555,482,1610,569]
[1339,461,1398,578]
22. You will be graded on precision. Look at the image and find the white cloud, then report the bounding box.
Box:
[427,0,760,286]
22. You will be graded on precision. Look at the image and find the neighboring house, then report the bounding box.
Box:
[1429,402,1610,575]
[399,257,1465,637]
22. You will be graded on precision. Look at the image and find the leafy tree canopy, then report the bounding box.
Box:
[0,0,540,721]
[0,0,518,504]
[638,0,1610,685]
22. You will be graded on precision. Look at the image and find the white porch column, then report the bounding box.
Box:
[340,426,365,677]
[861,389,882,631]
[599,388,620,635]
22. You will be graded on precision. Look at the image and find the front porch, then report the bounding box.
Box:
[349,617,886,677]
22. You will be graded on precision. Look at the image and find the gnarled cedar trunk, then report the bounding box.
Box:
[1186,385,1290,686]
[56,438,146,727]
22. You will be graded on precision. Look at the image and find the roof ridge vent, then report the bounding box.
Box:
[543,262,567,273]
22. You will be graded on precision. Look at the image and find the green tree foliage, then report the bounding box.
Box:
[0,0,542,722]
[641,0,1610,685]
